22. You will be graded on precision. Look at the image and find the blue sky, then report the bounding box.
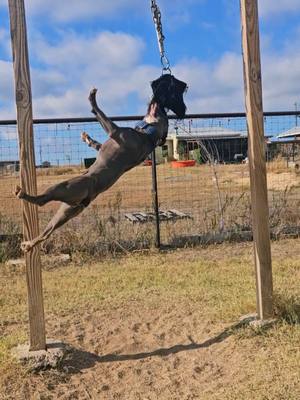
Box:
[1,0,300,119]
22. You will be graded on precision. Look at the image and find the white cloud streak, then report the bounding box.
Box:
[0,60,14,106]
[33,31,144,71]
[0,0,144,22]
[174,53,244,113]
[259,0,300,17]
[1,0,300,22]
[1,16,300,118]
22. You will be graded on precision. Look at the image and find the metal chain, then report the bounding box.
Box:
[150,0,171,73]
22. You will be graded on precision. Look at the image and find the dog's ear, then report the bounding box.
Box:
[151,74,187,119]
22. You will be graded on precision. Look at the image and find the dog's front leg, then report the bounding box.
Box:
[81,131,102,151]
[89,88,119,139]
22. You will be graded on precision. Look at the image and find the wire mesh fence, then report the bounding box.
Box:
[0,112,299,258]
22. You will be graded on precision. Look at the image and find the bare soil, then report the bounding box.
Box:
[1,240,299,399]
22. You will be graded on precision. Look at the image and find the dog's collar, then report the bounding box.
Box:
[135,121,158,146]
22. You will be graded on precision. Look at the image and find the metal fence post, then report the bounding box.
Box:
[151,150,161,248]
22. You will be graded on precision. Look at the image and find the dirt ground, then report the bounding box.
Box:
[1,305,273,400]
[1,239,300,400]
[1,161,299,218]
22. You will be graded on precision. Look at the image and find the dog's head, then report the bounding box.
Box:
[144,100,169,146]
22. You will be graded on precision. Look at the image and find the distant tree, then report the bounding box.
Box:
[193,148,202,164]
[177,142,186,160]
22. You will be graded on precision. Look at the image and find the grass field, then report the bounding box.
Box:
[1,239,299,399]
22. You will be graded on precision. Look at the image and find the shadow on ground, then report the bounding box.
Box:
[62,318,254,374]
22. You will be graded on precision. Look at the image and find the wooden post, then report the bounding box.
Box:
[240,0,273,319]
[8,0,46,350]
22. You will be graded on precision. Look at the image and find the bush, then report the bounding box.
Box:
[0,213,22,261]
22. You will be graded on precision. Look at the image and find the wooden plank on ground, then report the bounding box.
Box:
[124,210,192,223]
[124,213,139,223]
[169,209,192,219]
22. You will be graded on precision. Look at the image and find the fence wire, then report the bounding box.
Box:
[0,112,299,257]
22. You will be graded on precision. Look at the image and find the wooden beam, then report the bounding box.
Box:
[8,0,46,350]
[240,0,273,319]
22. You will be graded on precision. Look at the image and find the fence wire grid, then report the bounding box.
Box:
[0,112,299,257]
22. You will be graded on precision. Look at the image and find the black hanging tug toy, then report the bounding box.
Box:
[150,0,188,119]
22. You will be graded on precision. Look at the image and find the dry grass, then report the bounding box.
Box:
[36,166,82,177]
[0,161,299,258]
[1,161,298,217]
[0,239,299,399]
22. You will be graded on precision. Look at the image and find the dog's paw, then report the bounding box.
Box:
[90,87,97,95]
[81,131,90,142]
[88,87,98,102]
[14,185,25,199]
[21,241,33,252]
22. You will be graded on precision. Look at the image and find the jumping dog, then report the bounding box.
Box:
[15,88,168,252]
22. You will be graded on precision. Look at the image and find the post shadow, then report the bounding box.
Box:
[61,317,257,374]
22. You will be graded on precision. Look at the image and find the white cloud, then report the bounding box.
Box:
[174,54,244,113]
[1,0,204,25]
[30,65,157,118]
[28,30,152,116]
[214,53,242,92]
[33,89,90,117]
[0,28,154,118]
[0,60,14,101]
[0,0,144,22]
[261,53,300,110]
[31,69,67,97]
[259,0,300,17]
[33,31,144,71]
[173,44,300,113]
[0,27,12,60]
[1,19,300,119]
[2,42,300,118]
[0,28,10,51]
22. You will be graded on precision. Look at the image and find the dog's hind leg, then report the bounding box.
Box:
[88,88,119,138]
[15,185,53,206]
[15,178,90,207]
[21,202,86,252]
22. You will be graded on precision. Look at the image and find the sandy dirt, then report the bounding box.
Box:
[3,304,252,400]
[1,241,299,400]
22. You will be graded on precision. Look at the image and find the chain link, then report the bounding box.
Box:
[150,0,171,73]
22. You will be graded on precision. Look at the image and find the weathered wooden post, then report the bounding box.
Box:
[240,0,273,320]
[8,0,46,350]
